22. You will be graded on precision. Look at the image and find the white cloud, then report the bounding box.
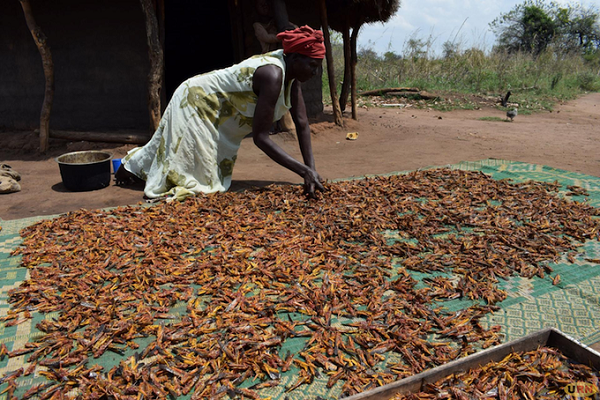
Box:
[356,0,522,56]
[357,0,600,56]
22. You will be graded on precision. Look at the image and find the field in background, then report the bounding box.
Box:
[322,35,600,113]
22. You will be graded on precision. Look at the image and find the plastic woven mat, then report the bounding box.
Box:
[1,159,599,399]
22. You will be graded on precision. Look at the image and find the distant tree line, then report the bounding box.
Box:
[490,0,600,56]
[331,0,600,99]
[352,0,599,62]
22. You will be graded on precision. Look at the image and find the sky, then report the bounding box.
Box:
[355,0,600,57]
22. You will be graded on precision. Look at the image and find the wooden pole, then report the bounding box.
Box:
[317,0,343,127]
[157,0,167,110]
[19,0,54,154]
[339,25,351,114]
[350,25,360,121]
[140,0,164,132]
[358,87,420,96]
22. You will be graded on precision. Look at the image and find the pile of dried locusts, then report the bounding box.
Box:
[2,169,600,399]
[391,346,600,400]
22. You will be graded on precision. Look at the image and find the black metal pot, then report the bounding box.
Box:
[56,151,112,192]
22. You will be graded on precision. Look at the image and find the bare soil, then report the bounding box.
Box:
[1,93,599,221]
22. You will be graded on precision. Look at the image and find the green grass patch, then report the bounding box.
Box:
[478,116,506,122]
[323,42,600,112]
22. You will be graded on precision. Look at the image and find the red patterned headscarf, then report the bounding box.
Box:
[276,26,326,59]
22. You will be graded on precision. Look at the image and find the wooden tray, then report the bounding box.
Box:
[344,327,600,400]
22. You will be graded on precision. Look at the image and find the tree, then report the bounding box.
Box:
[442,41,459,59]
[383,50,401,62]
[490,1,556,55]
[560,4,600,54]
[358,48,379,60]
[491,1,600,55]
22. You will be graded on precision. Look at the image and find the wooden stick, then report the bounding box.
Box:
[50,130,150,145]
[387,91,441,100]
[358,87,420,96]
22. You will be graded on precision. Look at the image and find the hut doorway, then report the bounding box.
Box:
[164,1,235,100]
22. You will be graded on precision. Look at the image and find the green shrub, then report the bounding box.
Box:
[576,72,600,91]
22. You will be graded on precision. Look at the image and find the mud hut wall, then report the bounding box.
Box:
[0,0,149,132]
[0,0,324,134]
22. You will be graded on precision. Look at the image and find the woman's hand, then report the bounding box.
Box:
[303,168,324,199]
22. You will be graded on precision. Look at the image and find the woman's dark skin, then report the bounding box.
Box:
[251,53,324,198]
[117,53,324,198]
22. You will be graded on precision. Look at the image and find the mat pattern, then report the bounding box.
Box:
[1,159,599,399]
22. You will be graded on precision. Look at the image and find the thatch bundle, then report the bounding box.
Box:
[326,0,399,30]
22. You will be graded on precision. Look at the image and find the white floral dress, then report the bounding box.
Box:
[122,50,293,200]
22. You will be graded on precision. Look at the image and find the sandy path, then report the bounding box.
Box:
[1,93,599,221]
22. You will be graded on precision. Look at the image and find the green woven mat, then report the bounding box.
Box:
[1,159,599,399]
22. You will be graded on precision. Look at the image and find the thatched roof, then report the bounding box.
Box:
[326,0,400,31]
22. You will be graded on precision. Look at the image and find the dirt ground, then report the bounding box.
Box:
[1,93,599,221]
